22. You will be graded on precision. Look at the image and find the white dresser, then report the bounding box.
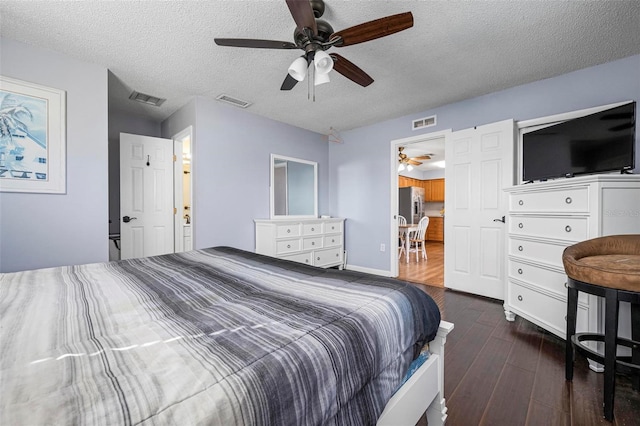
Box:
[503,175,640,345]
[255,218,345,268]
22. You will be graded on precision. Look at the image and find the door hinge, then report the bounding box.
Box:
[173,154,177,162]
[174,207,177,214]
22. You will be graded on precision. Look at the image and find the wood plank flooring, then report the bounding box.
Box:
[410,285,640,425]
[397,241,444,287]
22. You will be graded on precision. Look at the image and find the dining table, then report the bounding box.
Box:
[398,224,418,263]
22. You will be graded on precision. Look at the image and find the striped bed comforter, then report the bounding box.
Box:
[0,246,440,425]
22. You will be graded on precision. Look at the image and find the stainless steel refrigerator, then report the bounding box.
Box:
[399,186,424,224]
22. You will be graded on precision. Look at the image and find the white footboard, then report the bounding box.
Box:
[377,320,454,426]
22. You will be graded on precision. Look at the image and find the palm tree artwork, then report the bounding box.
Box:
[0,91,47,180]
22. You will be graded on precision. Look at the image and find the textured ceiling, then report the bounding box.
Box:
[1,1,639,135]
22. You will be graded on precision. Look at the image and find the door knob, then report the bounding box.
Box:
[493,216,505,223]
[122,216,137,223]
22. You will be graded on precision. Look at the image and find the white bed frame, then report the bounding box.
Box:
[377,320,454,426]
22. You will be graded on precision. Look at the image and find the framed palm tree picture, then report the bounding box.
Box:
[0,76,66,193]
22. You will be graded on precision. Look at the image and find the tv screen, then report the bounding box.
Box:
[522,102,636,182]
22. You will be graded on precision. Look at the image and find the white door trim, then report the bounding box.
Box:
[389,129,452,277]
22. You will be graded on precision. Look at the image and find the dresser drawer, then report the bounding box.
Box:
[302,223,323,235]
[323,235,341,248]
[509,282,589,337]
[324,221,343,234]
[508,259,587,304]
[281,252,312,265]
[314,247,342,267]
[276,239,301,254]
[510,187,589,213]
[508,238,568,268]
[509,215,587,242]
[276,224,301,238]
[303,237,323,250]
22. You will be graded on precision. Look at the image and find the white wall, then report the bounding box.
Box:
[330,55,640,272]
[0,38,108,272]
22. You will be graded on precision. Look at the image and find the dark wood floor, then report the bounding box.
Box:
[411,285,640,426]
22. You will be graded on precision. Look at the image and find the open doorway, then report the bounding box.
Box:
[390,130,449,287]
[173,126,193,253]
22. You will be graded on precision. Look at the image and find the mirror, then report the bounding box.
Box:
[270,154,318,219]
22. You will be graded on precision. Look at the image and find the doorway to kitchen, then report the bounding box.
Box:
[390,130,449,287]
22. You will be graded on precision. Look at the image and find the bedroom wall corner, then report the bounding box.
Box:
[0,38,109,273]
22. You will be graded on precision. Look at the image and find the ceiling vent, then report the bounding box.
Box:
[128,90,166,107]
[412,115,436,131]
[216,94,252,109]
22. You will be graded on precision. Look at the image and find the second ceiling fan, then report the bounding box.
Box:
[214,0,413,90]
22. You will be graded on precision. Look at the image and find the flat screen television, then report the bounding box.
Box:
[522,102,636,182]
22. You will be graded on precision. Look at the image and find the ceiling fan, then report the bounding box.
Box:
[214,0,413,90]
[399,146,431,167]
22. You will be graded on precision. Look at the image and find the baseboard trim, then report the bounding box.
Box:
[345,264,393,277]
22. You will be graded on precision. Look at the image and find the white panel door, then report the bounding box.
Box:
[444,120,514,300]
[120,133,174,260]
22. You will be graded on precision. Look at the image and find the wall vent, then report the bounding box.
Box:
[216,94,252,109]
[128,91,166,107]
[412,115,436,131]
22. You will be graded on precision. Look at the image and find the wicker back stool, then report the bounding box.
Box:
[563,235,640,421]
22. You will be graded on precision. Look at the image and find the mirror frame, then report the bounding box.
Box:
[270,154,318,219]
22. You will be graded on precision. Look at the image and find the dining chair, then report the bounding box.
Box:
[398,215,407,259]
[408,216,429,262]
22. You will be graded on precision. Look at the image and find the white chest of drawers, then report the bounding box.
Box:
[503,175,640,346]
[254,218,345,268]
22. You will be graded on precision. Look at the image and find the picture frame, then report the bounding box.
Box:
[0,75,66,193]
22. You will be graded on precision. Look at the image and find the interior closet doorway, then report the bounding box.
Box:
[390,130,450,286]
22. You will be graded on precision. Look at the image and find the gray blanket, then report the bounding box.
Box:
[0,246,440,425]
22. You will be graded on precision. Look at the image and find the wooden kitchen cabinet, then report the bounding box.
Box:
[430,179,445,201]
[426,216,444,242]
[421,180,432,201]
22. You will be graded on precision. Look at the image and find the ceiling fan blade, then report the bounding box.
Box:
[331,12,413,47]
[413,155,431,160]
[286,0,317,36]
[408,160,422,166]
[280,74,299,91]
[331,54,374,87]
[214,38,298,49]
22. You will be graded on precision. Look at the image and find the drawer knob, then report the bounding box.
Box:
[317,257,320,261]
[518,268,523,275]
[564,282,568,288]
[565,197,572,204]
[287,244,291,248]
[287,229,291,233]
[565,225,572,233]
[518,245,523,252]
[305,259,309,263]
[518,200,524,206]
[518,295,523,301]
[332,239,335,243]
[311,227,315,231]
[335,253,339,257]
[518,223,524,229]
[311,242,315,246]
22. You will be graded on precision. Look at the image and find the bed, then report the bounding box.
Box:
[0,246,452,425]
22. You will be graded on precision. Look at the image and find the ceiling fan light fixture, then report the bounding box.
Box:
[314,50,333,74]
[314,71,330,86]
[398,163,405,172]
[407,164,414,171]
[288,57,308,82]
